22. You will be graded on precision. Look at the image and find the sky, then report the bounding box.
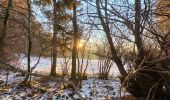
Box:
[31,0,146,44]
[32,3,53,32]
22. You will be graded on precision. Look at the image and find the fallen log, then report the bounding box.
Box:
[0,60,85,100]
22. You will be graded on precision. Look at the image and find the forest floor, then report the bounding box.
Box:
[0,70,131,100]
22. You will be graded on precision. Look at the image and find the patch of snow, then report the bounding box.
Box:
[18,56,121,76]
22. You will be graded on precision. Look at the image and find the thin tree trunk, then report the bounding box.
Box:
[50,0,57,76]
[23,0,32,84]
[5,69,9,86]
[96,0,127,77]
[135,0,145,61]
[71,1,78,80]
[77,52,80,76]
[0,0,12,52]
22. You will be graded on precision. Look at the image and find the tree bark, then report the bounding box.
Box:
[135,0,145,61]
[22,0,32,84]
[71,1,78,80]
[50,0,57,76]
[0,0,12,52]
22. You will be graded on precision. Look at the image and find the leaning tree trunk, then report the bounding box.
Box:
[96,0,127,78]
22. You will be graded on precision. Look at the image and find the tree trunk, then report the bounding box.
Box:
[22,0,32,84]
[134,0,145,62]
[50,0,57,76]
[96,0,127,77]
[125,1,165,99]
[71,1,78,80]
[0,0,12,52]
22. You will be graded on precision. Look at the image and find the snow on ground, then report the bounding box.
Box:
[78,78,121,99]
[0,70,24,86]
[0,55,131,99]
[0,71,124,100]
[18,55,121,76]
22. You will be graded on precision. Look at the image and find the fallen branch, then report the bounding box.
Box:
[0,60,46,77]
[0,60,85,100]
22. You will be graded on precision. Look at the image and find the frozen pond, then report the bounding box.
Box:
[17,55,121,76]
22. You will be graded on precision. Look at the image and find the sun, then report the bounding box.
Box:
[77,42,83,48]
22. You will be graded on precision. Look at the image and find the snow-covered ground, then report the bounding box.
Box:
[0,55,131,100]
[0,70,126,100]
[18,55,121,76]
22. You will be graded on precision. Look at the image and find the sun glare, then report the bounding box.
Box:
[77,42,83,48]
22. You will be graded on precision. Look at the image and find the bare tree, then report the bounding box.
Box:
[98,57,113,79]
[96,0,127,77]
[134,0,145,61]
[21,0,32,85]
